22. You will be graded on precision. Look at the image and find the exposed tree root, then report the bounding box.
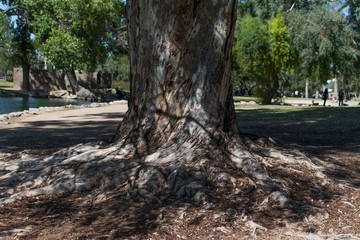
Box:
[0,133,332,215]
[3,132,357,239]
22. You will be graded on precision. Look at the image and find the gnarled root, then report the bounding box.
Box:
[0,133,330,213]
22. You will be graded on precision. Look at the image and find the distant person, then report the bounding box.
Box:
[338,89,344,106]
[323,88,329,106]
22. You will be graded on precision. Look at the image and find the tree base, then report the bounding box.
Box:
[0,133,331,208]
[1,134,358,239]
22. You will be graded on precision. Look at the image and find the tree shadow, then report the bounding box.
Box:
[0,161,342,239]
[237,107,360,155]
[237,106,360,188]
[0,111,125,153]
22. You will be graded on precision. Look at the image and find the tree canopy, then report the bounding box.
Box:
[0,13,11,76]
[233,13,291,103]
[0,0,126,73]
[233,0,360,101]
[22,0,125,71]
[288,6,358,84]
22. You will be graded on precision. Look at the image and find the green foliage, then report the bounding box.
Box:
[40,30,85,70]
[22,0,125,71]
[287,6,359,85]
[0,14,11,75]
[269,13,291,72]
[233,13,291,103]
[234,16,270,81]
[1,0,36,70]
[233,0,360,99]
[101,54,129,82]
[0,14,10,46]
[241,0,340,20]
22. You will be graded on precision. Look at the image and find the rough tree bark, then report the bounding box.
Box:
[114,0,238,150]
[108,0,283,199]
[1,0,324,207]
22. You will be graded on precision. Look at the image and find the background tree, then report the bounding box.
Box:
[233,0,360,99]
[0,13,11,80]
[21,0,125,93]
[287,6,359,98]
[340,0,360,95]
[101,53,129,82]
[233,16,268,99]
[233,13,291,104]
[1,0,34,90]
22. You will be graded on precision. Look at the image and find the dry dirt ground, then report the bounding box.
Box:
[0,103,359,240]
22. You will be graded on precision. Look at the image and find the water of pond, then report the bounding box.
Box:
[0,97,89,115]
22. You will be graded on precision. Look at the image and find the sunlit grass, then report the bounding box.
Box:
[233,96,259,103]
[0,80,13,89]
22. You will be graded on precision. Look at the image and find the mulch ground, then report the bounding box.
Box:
[0,105,359,239]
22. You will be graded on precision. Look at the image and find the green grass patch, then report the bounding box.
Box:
[236,104,360,133]
[0,80,13,89]
[233,96,259,103]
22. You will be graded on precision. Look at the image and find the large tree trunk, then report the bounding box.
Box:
[2,0,324,209]
[107,0,283,200]
[113,0,238,152]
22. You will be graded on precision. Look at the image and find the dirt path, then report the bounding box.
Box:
[0,103,128,153]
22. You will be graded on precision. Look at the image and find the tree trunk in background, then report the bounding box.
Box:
[65,69,78,94]
[114,0,238,153]
[341,77,347,100]
[334,75,338,100]
[305,78,309,99]
[262,72,279,105]
[21,61,30,91]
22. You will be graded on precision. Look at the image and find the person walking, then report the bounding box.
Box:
[323,88,329,106]
[338,89,344,106]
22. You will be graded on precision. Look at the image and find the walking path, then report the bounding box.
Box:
[0,101,128,153]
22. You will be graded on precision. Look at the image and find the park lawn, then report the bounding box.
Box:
[236,104,359,129]
[0,80,13,89]
[235,104,360,159]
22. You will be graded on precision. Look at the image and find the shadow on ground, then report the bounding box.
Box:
[0,112,125,152]
[0,162,345,239]
[237,106,360,155]
[237,106,360,188]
